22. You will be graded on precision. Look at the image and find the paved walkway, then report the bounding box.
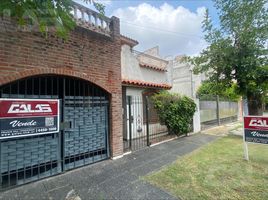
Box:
[0,133,218,200]
[202,121,242,136]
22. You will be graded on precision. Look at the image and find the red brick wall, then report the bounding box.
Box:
[0,17,123,157]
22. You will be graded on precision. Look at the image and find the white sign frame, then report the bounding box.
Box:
[243,115,268,161]
[0,98,60,140]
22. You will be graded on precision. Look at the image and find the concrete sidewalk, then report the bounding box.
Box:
[0,133,218,200]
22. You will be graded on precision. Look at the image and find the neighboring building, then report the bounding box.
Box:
[169,55,206,98]
[0,2,123,189]
[169,55,207,133]
[120,38,171,151]
[169,55,240,130]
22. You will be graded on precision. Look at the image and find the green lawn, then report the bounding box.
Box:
[145,135,268,200]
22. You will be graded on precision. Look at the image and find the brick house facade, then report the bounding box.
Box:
[0,12,123,158]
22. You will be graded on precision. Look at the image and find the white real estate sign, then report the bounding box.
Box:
[243,116,268,160]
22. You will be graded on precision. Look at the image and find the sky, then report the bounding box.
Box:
[75,0,219,57]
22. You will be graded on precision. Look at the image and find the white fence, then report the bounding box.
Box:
[199,97,238,130]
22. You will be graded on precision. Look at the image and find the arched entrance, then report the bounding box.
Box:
[0,75,110,189]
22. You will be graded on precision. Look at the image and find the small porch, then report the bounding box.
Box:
[122,86,175,152]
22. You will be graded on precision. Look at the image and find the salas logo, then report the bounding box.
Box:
[249,119,268,127]
[8,103,52,113]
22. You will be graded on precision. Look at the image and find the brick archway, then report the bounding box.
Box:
[0,68,111,94]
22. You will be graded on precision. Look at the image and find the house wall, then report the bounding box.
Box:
[169,56,206,133]
[143,46,160,57]
[121,44,170,140]
[121,45,169,84]
[126,87,144,97]
[125,87,144,140]
[0,17,123,157]
[170,56,205,98]
[124,87,167,140]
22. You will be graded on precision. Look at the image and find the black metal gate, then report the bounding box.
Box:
[63,78,109,170]
[123,95,174,152]
[0,75,109,190]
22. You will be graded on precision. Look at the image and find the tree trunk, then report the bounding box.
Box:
[247,93,263,116]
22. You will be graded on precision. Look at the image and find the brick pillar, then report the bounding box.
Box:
[109,16,123,157]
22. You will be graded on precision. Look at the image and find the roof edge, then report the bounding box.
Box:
[122,79,171,89]
[120,35,139,47]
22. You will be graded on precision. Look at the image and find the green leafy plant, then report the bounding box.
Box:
[197,81,240,101]
[190,0,268,115]
[151,91,196,135]
[0,0,105,38]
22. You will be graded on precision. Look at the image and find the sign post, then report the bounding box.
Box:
[0,99,60,139]
[243,116,268,160]
[243,132,249,161]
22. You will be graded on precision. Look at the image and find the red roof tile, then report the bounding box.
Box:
[139,62,167,72]
[122,79,171,89]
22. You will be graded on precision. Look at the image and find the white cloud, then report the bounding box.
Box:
[112,3,207,57]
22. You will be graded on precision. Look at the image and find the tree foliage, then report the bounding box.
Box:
[151,91,196,135]
[191,0,268,115]
[0,0,105,38]
[197,81,240,101]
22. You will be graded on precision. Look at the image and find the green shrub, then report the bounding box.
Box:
[151,91,196,135]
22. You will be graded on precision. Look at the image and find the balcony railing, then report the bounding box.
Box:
[72,1,112,37]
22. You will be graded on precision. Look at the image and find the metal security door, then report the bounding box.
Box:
[0,76,62,189]
[122,94,172,153]
[62,78,109,170]
[123,96,148,152]
[0,76,110,190]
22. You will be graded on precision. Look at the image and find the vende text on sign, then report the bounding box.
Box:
[244,116,268,144]
[0,99,60,139]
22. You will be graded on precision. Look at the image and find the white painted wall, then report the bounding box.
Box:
[121,44,169,84]
[121,44,171,140]
[124,87,168,139]
[126,87,144,97]
[125,88,144,140]
[193,99,201,133]
[169,55,207,133]
[169,56,204,98]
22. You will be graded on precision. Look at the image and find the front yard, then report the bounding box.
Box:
[145,135,268,200]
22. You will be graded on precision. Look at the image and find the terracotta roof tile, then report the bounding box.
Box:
[122,79,171,89]
[139,62,167,72]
